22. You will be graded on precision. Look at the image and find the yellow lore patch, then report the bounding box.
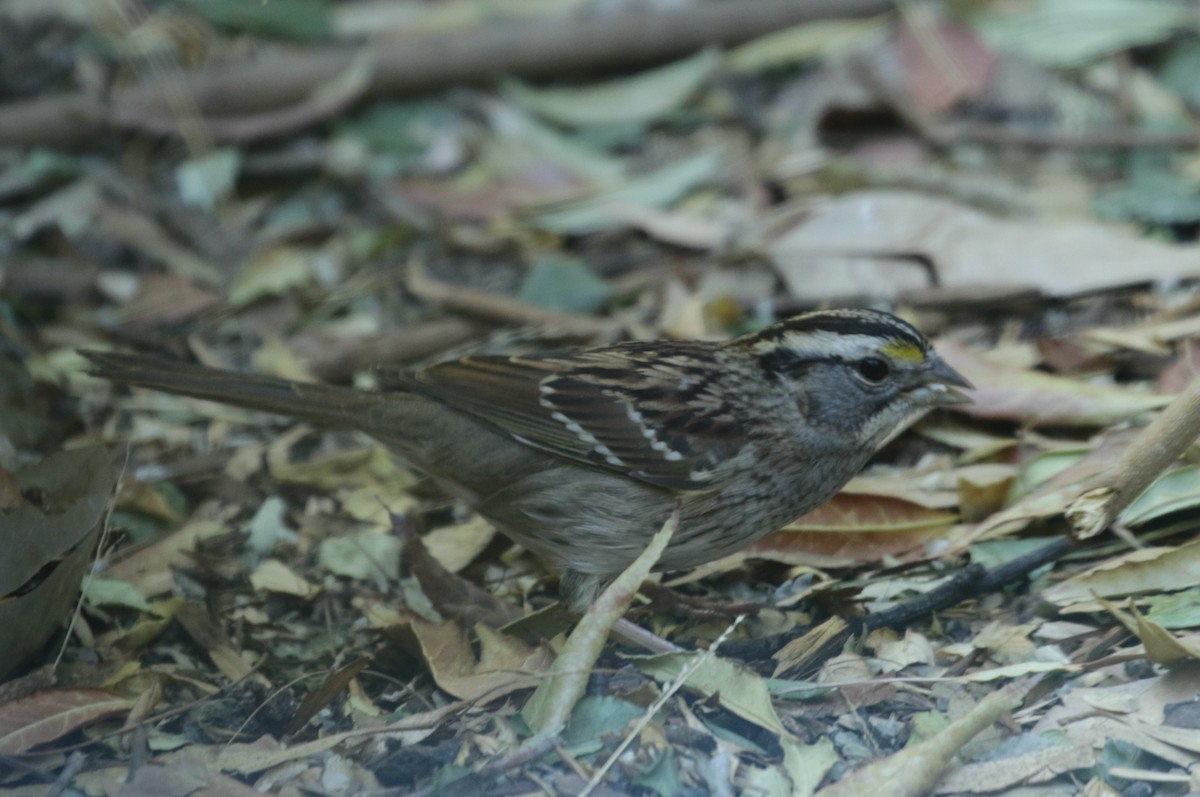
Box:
[880,339,925,363]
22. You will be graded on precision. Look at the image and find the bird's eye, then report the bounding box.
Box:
[856,357,890,383]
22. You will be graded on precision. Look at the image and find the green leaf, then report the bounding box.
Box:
[729,16,887,73]
[1100,738,1156,786]
[228,246,315,307]
[969,0,1186,68]
[21,149,82,180]
[764,678,828,700]
[1121,465,1200,526]
[181,0,332,41]
[533,150,720,234]
[969,538,1062,571]
[518,257,611,314]
[176,149,241,211]
[634,748,683,797]
[486,103,625,183]
[318,530,402,580]
[562,695,642,750]
[636,651,786,737]
[503,48,720,128]
[85,577,152,612]
[781,735,837,797]
[1160,39,1200,108]
[1142,587,1200,630]
[1005,448,1087,503]
[1094,172,1200,226]
[246,496,291,555]
[338,101,460,157]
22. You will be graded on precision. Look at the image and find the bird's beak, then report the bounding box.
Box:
[911,356,973,407]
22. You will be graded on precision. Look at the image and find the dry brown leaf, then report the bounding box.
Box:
[869,628,936,674]
[934,742,1095,794]
[752,492,957,568]
[897,16,996,114]
[1043,540,1200,607]
[421,516,497,573]
[1099,598,1200,665]
[107,520,228,598]
[116,751,262,797]
[524,512,678,734]
[117,273,222,327]
[773,617,850,678]
[957,464,1016,522]
[248,559,321,599]
[0,688,133,755]
[112,481,186,523]
[970,620,1039,665]
[399,515,517,628]
[174,601,263,685]
[0,446,116,680]
[939,341,1172,426]
[767,191,1200,301]
[409,617,550,702]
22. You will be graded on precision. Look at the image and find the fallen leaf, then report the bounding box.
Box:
[249,559,321,599]
[532,151,721,234]
[1099,599,1200,665]
[421,516,496,574]
[0,689,133,754]
[939,341,1172,426]
[228,246,317,308]
[107,520,229,598]
[503,48,719,128]
[637,651,788,737]
[969,0,1187,67]
[766,191,1200,300]
[0,446,116,680]
[410,617,550,702]
[1043,540,1200,607]
[751,491,958,568]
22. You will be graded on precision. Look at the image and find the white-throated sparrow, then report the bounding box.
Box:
[84,309,971,609]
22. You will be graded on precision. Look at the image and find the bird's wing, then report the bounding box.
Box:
[390,343,747,491]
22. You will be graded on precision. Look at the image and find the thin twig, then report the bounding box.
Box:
[578,614,745,797]
[55,445,127,671]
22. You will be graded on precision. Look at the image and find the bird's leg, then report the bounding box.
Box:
[635,580,765,621]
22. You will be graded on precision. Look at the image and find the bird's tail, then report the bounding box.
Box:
[81,350,387,428]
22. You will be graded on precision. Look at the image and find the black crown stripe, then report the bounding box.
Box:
[754,314,926,349]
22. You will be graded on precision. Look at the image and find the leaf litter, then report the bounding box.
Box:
[6,2,1200,795]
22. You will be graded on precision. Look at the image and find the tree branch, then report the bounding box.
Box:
[0,0,893,147]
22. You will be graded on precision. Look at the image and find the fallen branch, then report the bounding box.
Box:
[0,0,893,147]
[1067,372,1200,539]
[742,536,1076,674]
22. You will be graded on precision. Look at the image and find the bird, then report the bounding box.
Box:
[83,308,971,611]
